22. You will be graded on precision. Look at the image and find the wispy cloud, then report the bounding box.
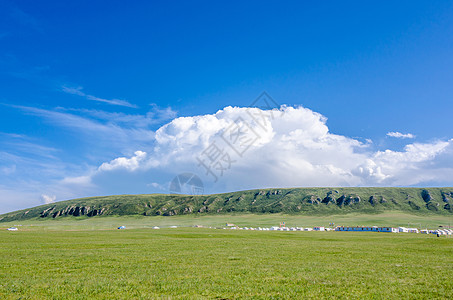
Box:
[0,132,99,213]
[58,105,177,128]
[387,131,416,139]
[62,86,138,108]
[0,132,26,139]
[8,104,156,157]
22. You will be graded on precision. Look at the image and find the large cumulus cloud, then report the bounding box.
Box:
[96,106,453,191]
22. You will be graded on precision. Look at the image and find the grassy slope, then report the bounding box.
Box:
[1,187,453,223]
[1,228,452,299]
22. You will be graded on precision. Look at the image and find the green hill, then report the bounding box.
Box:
[1,187,453,222]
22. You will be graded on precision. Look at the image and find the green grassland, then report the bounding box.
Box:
[1,188,452,299]
[1,227,452,299]
[0,212,453,231]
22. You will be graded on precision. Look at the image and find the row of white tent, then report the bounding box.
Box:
[223,226,453,234]
[422,229,453,235]
[335,226,422,233]
[224,226,332,231]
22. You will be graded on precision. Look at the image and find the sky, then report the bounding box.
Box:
[1,0,453,213]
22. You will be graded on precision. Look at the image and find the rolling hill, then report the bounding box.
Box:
[1,187,453,222]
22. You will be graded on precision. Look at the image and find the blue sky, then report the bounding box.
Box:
[1,0,453,213]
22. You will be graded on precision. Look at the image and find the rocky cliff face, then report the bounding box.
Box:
[40,205,106,218]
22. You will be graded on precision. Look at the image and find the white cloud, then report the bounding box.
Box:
[359,140,453,186]
[94,106,453,189]
[41,194,56,204]
[147,182,165,190]
[62,86,137,108]
[387,131,416,139]
[99,151,148,172]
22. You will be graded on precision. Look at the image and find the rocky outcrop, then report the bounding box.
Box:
[421,189,433,203]
[421,190,440,211]
[408,201,421,210]
[321,195,335,205]
[40,206,56,218]
[369,196,377,205]
[267,190,282,196]
[198,206,208,213]
[307,195,321,204]
[256,190,266,196]
[43,205,107,218]
[321,192,360,207]
[442,192,453,203]
[336,195,360,206]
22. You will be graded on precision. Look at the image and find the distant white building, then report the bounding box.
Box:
[398,227,408,233]
[7,227,18,231]
[313,226,325,231]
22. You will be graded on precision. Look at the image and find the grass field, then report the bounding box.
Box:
[1,220,452,299]
[1,212,452,231]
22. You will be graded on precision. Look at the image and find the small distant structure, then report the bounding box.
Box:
[7,227,18,231]
[152,226,160,229]
[117,226,126,229]
[169,225,178,228]
[398,227,419,233]
[435,229,452,237]
[398,227,408,233]
[313,226,325,231]
[226,223,236,227]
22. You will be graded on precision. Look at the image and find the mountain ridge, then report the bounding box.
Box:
[1,187,453,222]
